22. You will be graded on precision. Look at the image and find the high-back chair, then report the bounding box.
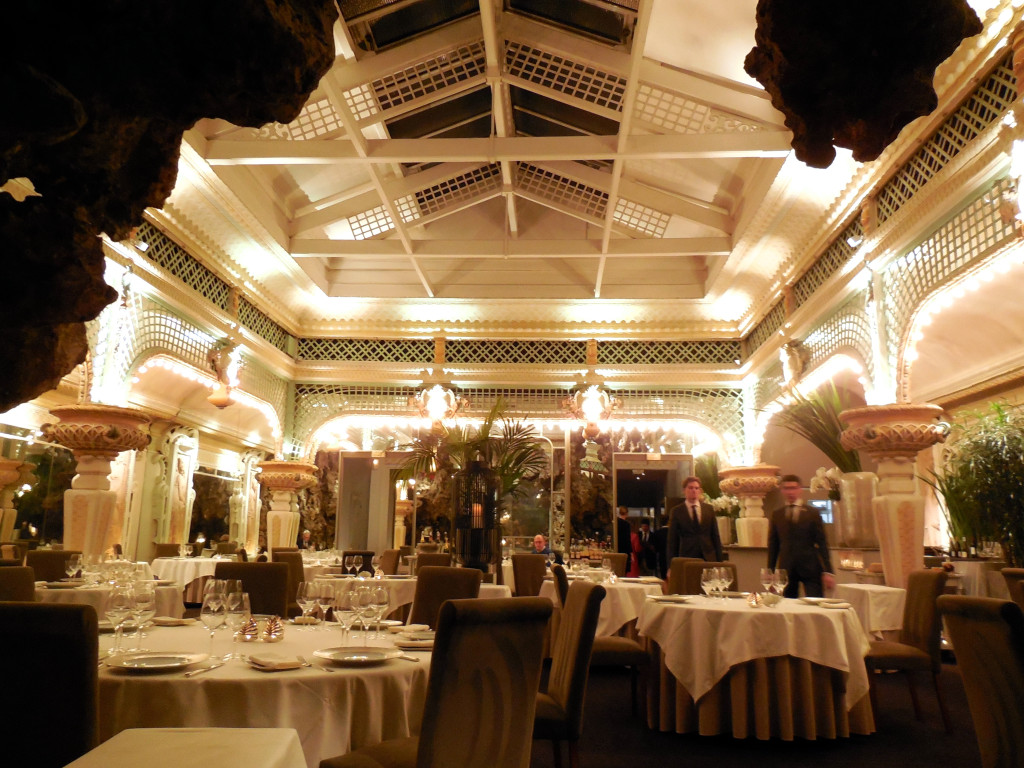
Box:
[665,557,703,594]
[271,549,305,618]
[678,559,737,595]
[512,553,547,596]
[0,565,36,601]
[605,552,628,578]
[938,595,1024,768]
[534,580,606,768]
[865,569,951,731]
[0,603,98,767]
[0,541,23,561]
[551,563,570,605]
[379,548,400,575]
[1001,567,1024,611]
[213,561,289,617]
[342,549,375,574]
[414,552,452,573]
[152,542,182,559]
[25,549,81,582]
[216,541,239,555]
[408,566,482,629]
[320,596,552,768]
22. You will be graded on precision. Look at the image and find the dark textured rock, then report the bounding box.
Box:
[0,0,338,411]
[744,0,983,168]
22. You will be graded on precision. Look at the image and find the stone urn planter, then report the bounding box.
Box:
[43,404,152,557]
[718,465,780,548]
[257,460,318,549]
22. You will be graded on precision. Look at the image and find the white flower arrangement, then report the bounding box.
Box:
[809,467,842,500]
[705,493,741,517]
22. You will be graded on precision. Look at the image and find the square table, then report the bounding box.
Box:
[66,728,307,768]
[834,583,906,639]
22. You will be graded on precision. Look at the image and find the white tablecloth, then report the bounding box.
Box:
[35,584,184,619]
[66,728,307,768]
[97,624,431,768]
[540,578,663,636]
[834,583,905,637]
[952,559,1007,597]
[151,558,221,602]
[638,595,871,710]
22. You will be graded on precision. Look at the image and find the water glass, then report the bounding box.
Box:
[760,567,774,594]
[315,583,335,627]
[105,584,134,657]
[65,553,83,581]
[773,569,789,596]
[334,589,358,645]
[200,594,226,658]
[370,584,391,638]
[700,568,715,597]
[296,582,317,625]
[224,592,251,659]
[128,583,157,651]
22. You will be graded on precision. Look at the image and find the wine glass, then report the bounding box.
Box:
[334,589,357,646]
[224,591,251,659]
[296,582,317,626]
[65,553,82,581]
[344,555,354,575]
[370,583,391,638]
[700,567,715,598]
[371,554,382,578]
[200,593,226,658]
[717,566,731,597]
[760,567,774,594]
[128,583,157,651]
[315,583,335,628]
[354,584,374,636]
[104,584,134,657]
[773,569,789,597]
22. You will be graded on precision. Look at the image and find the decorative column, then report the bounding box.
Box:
[840,404,949,589]
[719,465,780,548]
[43,404,151,558]
[257,460,318,549]
[0,459,33,541]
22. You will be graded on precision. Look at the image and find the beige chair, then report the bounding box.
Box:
[152,542,182,559]
[216,541,239,555]
[605,552,628,578]
[414,552,452,573]
[1000,567,1024,611]
[25,549,81,582]
[0,566,35,601]
[512,553,547,596]
[534,580,606,768]
[938,595,1024,768]
[320,596,552,768]
[677,559,737,595]
[379,548,400,575]
[408,566,482,629]
[665,557,703,594]
[0,542,23,561]
[0,603,98,767]
[271,549,305,618]
[551,564,570,605]
[213,562,289,617]
[865,569,951,731]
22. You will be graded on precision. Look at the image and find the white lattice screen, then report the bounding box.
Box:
[803,291,875,379]
[504,41,626,112]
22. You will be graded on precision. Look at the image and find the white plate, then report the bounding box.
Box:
[314,646,403,666]
[105,652,209,671]
[400,630,435,641]
[394,638,434,650]
[648,594,691,604]
[44,581,84,589]
[719,591,751,599]
[387,574,415,580]
[152,616,197,627]
[799,597,845,605]
[378,619,404,627]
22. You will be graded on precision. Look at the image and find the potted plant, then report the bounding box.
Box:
[696,453,739,544]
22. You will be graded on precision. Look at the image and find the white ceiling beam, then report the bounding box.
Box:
[290,236,731,258]
[290,189,383,237]
[204,132,791,165]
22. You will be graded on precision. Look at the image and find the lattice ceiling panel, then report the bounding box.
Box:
[504,40,626,112]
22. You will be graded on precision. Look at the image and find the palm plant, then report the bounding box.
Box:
[772,382,862,473]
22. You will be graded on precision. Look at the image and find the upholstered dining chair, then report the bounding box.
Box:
[865,568,951,731]
[534,580,606,768]
[605,552,628,578]
[320,596,552,768]
[414,552,452,572]
[552,564,570,605]
[0,602,98,767]
[152,542,182,559]
[0,565,36,601]
[216,541,239,555]
[25,549,81,582]
[0,558,23,568]
[408,566,482,629]
[665,557,703,595]
[677,559,737,595]
[1000,567,1024,611]
[271,549,306,617]
[342,549,376,574]
[213,561,289,617]
[0,541,23,561]
[512,553,547,596]
[938,595,1024,768]
[379,548,401,575]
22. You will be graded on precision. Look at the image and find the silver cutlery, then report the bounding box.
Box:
[184,662,224,678]
[297,656,312,668]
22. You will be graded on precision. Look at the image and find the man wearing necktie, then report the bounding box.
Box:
[632,517,658,576]
[768,474,835,598]
[667,476,723,563]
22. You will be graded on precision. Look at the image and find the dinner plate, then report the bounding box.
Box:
[394,638,434,650]
[314,646,403,666]
[799,597,845,605]
[719,591,751,599]
[105,652,209,671]
[289,616,321,625]
[647,594,691,604]
[378,619,404,627]
[44,581,85,589]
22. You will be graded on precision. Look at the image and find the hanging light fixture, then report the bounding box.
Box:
[410,381,468,422]
[564,383,618,439]
[206,338,239,409]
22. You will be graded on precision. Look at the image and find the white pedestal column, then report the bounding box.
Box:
[0,459,31,542]
[257,461,318,549]
[719,465,780,549]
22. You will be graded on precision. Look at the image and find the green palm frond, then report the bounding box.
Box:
[772,382,861,473]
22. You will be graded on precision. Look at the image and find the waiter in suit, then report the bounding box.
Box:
[616,506,633,571]
[632,518,658,576]
[667,476,723,563]
[768,474,835,598]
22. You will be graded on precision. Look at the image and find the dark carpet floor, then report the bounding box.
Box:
[530,662,982,768]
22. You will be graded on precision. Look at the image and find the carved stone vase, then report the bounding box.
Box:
[257,460,318,549]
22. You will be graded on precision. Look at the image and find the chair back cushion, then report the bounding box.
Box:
[545,581,606,738]
[901,569,948,665]
[379,548,401,575]
[551,564,570,606]
[511,554,547,596]
[0,603,98,767]
[415,552,453,572]
[216,541,238,555]
[605,552,628,577]
[213,562,289,617]
[152,542,181,559]
[409,566,482,629]
[666,557,704,594]
[271,550,305,617]
[418,597,552,768]
[0,566,36,601]
[938,595,1024,768]
[679,560,736,595]
[25,550,81,583]
[1001,568,1024,611]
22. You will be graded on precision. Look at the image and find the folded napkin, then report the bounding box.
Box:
[821,601,853,609]
[152,616,197,627]
[248,654,303,670]
[390,623,429,634]
[394,638,433,650]
[291,616,319,625]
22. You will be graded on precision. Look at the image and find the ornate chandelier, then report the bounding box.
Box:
[564,384,618,439]
[410,383,467,422]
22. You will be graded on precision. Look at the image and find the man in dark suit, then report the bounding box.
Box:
[667,476,723,563]
[616,506,633,571]
[768,474,835,598]
[652,515,670,579]
[632,517,658,576]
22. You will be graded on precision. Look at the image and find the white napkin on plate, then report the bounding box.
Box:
[821,601,853,609]
[248,654,302,670]
[152,616,196,627]
[394,638,433,649]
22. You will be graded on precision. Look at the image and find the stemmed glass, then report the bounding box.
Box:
[371,555,382,578]
[296,582,317,627]
[700,567,715,598]
[370,583,391,638]
[128,583,157,651]
[773,569,789,597]
[354,584,374,636]
[315,583,335,628]
[344,555,354,575]
[716,567,731,597]
[65,553,83,581]
[200,592,226,658]
[105,584,134,657]
[760,567,775,595]
[224,591,251,659]
[334,589,358,646]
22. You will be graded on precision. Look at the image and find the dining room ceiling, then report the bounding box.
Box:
[157,0,873,338]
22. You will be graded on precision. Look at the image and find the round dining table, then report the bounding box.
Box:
[150,557,223,602]
[36,582,184,619]
[97,623,431,768]
[638,594,874,740]
[539,577,664,636]
[313,575,511,613]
